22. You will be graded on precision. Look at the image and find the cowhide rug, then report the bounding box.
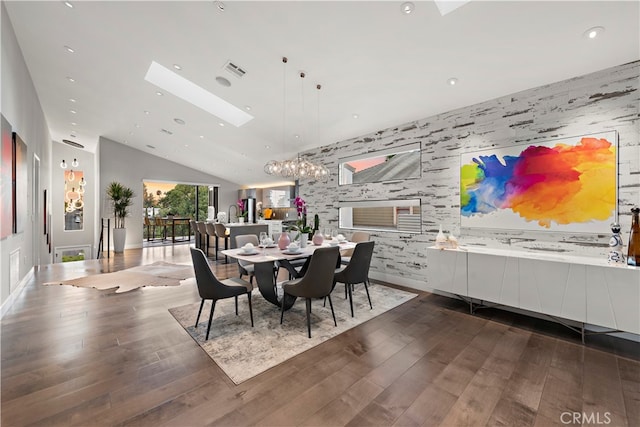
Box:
[44,261,194,293]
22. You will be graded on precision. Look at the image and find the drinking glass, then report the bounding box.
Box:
[259,232,268,255]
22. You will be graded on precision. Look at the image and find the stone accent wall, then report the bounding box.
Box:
[300,61,639,289]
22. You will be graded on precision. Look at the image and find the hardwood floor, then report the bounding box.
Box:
[2,244,638,426]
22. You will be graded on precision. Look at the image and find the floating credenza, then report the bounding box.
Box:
[427,247,640,335]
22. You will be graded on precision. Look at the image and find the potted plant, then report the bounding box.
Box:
[106,181,134,253]
[289,196,313,247]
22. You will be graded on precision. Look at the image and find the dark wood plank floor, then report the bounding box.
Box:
[2,244,638,426]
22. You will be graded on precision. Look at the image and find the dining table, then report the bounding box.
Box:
[221,241,356,310]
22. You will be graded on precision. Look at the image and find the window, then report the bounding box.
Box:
[338,142,421,185]
[339,199,421,233]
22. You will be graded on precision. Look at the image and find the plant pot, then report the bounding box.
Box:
[239,217,245,224]
[113,228,126,253]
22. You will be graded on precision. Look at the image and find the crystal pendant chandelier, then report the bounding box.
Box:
[264,58,329,181]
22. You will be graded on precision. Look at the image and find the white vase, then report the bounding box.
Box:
[299,233,308,248]
[113,228,126,253]
[435,224,447,249]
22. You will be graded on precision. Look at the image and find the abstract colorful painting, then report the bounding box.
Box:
[460,131,617,233]
[13,132,27,234]
[1,115,11,240]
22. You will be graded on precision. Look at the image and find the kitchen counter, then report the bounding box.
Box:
[225,223,269,248]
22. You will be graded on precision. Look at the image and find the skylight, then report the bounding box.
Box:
[144,61,253,127]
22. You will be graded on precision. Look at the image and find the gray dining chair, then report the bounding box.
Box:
[190,247,254,340]
[280,246,340,338]
[334,241,375,317]
[235,234,259,284]
[340,231,370,265]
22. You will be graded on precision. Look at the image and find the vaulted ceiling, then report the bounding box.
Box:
[4,1,639,186]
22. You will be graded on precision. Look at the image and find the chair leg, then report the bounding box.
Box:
[206,300,217,340]
[364,280,372,309]
[247,292,254,327]
[306,298,312,338]
[215,236,219,260]
[327,294,337,327]
[348,282,354,317]
[224,238,229,264]
[280,293,286,324]
[235,295,238,315]
[345,283,348,299]
[195,299,205,328]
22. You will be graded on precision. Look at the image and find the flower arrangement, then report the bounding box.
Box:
[237,199,248,218]
[290,196,313,238]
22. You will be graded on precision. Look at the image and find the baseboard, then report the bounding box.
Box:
[369,271,431,292]
[1,267,33,318]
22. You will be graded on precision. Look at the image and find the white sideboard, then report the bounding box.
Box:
[427,247,640,336]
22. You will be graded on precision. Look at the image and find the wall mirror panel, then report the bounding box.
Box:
[64,169,84,231]
[338,142,421,185]
[339,199,421,233]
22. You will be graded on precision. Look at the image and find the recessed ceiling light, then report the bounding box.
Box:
[69,109,77,114]
[213,1,225,11]
[215,76,231,87]
[144,110,150,115]
[173,64,182,70]
[64,45,75,53]
[218,122,225,127]
[245,106,252,111]
[352,114,359,119]
[199,135,204,139]
[134,123,141,128]
[184,144,189,147]
[447,77,459,86]
[265,145,270,149]
[584,26,605,39]
[156,91,163,96]
[71,122,77,126]
[401,2,414,14]
[174,118,186,125]
[294,134,300,139]
[129,131,134,135]
[66,76,75,83]
[68,98,76,103]
[145,61,253,127]
[123,140,128,144]
[64,1,73,8]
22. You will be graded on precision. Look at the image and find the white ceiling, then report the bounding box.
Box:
[4,1,639,187]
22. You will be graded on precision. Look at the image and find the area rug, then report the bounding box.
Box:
[169,283,417,384]
[44,261,194,293]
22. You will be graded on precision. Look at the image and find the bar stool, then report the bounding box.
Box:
[196,221,208,253]
[190,220,200,248]
[205,223,217,257]
[214,223,230,263]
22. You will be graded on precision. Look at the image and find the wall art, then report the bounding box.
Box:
[12,132,28,234]
[460,131,617,233]
[1,115,12,240]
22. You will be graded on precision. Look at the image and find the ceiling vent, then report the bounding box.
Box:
[160,128,173,135]
[223,61,246,78]
[146,144,156,149]
[62,139,84,149]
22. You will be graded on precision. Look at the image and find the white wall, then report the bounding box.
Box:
[1,4,52,306]
[300,61,640,288]
[99,137,239,250]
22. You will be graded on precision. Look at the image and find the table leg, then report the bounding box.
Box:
[254,262,296,310]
